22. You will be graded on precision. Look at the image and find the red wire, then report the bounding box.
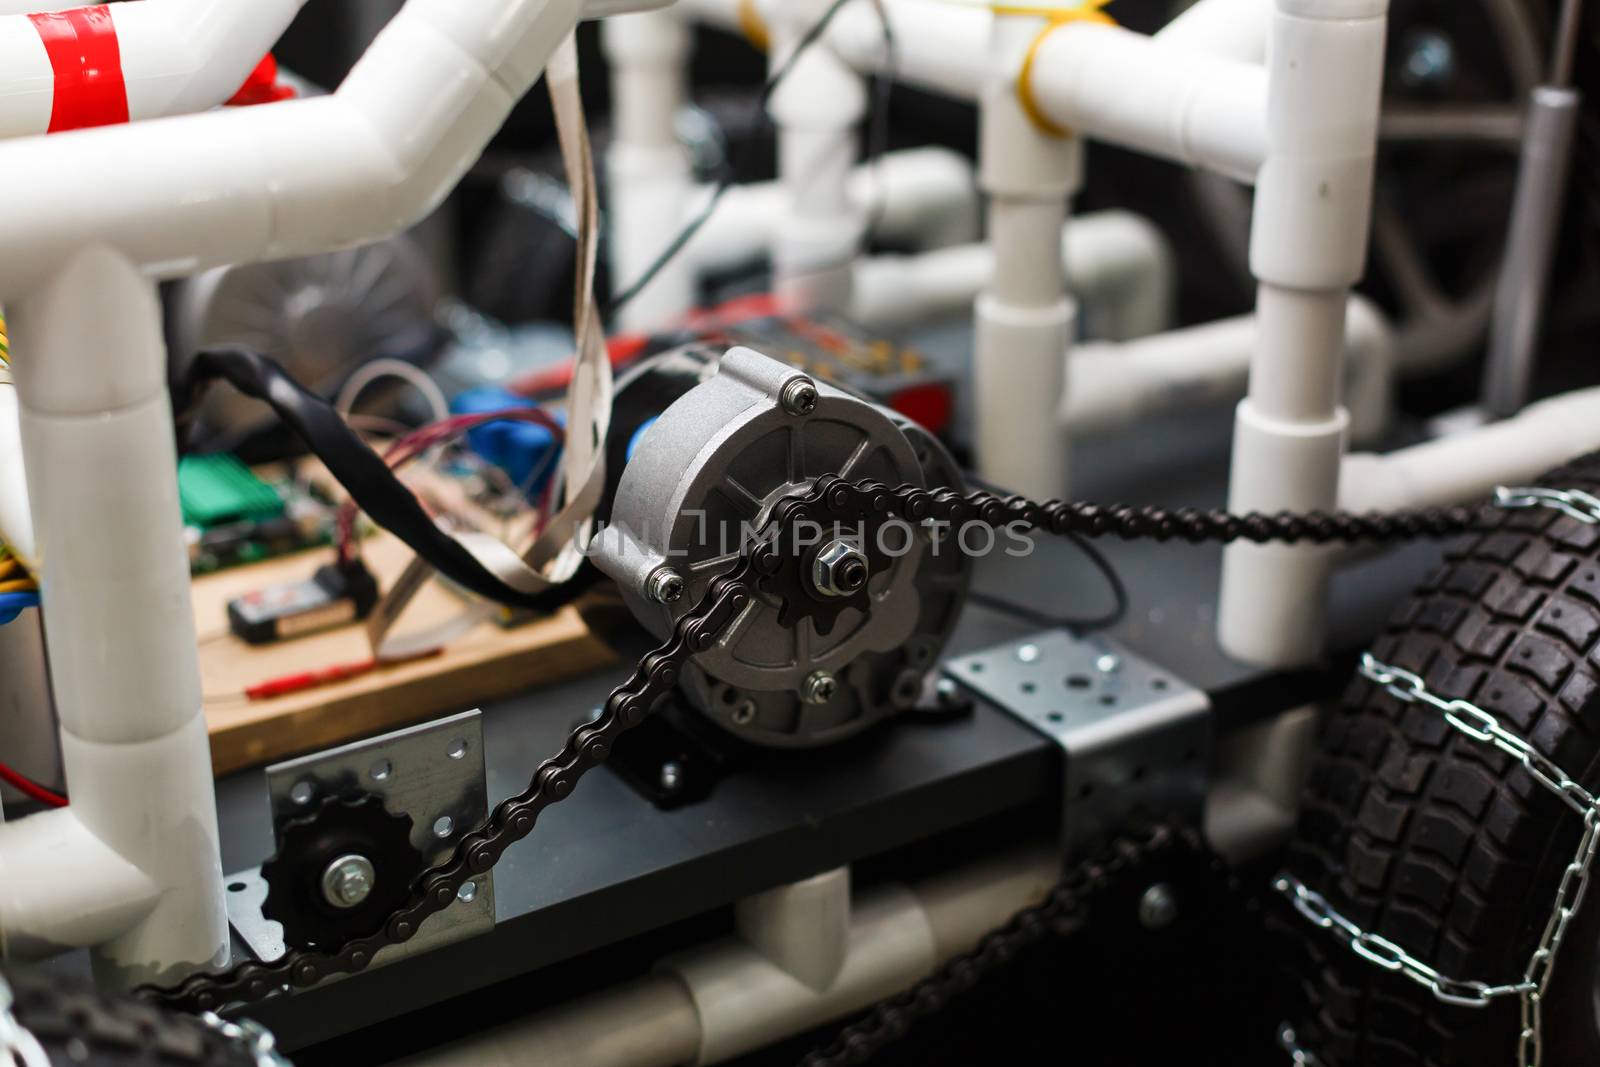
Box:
[0,761,67,808]
[337,407,568,564]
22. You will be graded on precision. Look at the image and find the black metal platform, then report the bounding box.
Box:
[209,401,1448,1049]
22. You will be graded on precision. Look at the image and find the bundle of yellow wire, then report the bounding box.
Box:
[0,545,36,593]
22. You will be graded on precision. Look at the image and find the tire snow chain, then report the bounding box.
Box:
[139,477,1478,1013]
[1276,653,1600,1067]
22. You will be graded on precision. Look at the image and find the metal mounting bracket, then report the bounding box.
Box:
[225,709,495,974]
[945,631,1211,858]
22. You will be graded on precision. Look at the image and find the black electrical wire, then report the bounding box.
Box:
[172,346,581,613]
[605,0,859,317]
[969,528,1129,636]
[963,473,1130,636]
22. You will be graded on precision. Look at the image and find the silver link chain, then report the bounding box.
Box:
[1277,1022,1325,1067]
[1273,873,1533,1009]
[0,976,49,1067]
[1493,486,1600,525]
[199,1012,294,1067]
[1277,652,1600,1067]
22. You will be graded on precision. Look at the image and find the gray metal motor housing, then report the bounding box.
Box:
[592,347,971,748]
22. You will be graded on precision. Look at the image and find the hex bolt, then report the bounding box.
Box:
[659,761,683,792]
[1095,652,1122,675]
[801,670,838,705]
[780,376,819,417]
[647,567,685,605]
[811,539,870,599]
[321,854,377,910]
[1138,883,1177,930]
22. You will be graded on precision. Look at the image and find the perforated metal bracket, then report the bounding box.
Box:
[945,631,1211,858]
[225,709,495,974]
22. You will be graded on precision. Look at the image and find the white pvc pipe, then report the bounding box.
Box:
[1028,23,1268,184]
[0,385,33,568]
[0,0,600,978]
[678,0,989,102]
[851,210,1173,341]
[1062,295,1393,443]
[0,0,587,295]
[0,0,308,140]
[1154,0,1272,63]
[603,8,695,331]
[767,0,866,312]
[973,2,1080,500]
[396,846,1060,1067]
[682,0,1267,184]
[823,0,989,102]
[1217,0,1388,668]
[687,147,980,273]
[2,244,227,986]
[0,808,159,960]
[1340,386,1600,514]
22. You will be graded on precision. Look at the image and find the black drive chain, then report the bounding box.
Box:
[139,478,1478,1013]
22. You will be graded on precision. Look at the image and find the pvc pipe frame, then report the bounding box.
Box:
[691,149,983,274]
[0,0,310,139]
[1061,295,1394,444]
[0,0,318,569]
[745,0,1270,183]
[1216,0,1390,667]
[0,0,612,981]
[1340,386,1600,515]
[850,209,1174,342]
[393,845,1062,1067]
[609,147,986,332]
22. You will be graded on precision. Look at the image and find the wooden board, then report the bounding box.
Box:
[194,532,615,776]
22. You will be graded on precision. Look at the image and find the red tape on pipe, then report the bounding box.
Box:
[29,6,129,133]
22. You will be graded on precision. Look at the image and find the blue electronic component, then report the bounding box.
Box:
[0,591,40,627]
[450,387,564,497]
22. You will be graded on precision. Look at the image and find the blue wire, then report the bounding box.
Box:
[0,591,40,627]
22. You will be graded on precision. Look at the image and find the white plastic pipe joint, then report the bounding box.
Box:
[1216,0,1389,668]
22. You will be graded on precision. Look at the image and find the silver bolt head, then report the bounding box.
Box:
[811,539,870,599]
[659,761,683,791]
[321,854,377,910]
[1095,653,1122,674]
[647,567,685,605]
[801,670,838,705]
[780,376,819,416]
[1016,643,1040,663]
[1138,883,1177,930]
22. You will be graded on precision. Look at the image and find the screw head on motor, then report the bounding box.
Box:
[780,375,819,416]
[801,670,838,704]
[647,567,685,605]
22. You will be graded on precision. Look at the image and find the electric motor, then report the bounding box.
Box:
[593,347,971,748]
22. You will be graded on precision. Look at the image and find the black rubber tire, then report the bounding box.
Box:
[2,963,266,1067]
[1282,451,1600,1065]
